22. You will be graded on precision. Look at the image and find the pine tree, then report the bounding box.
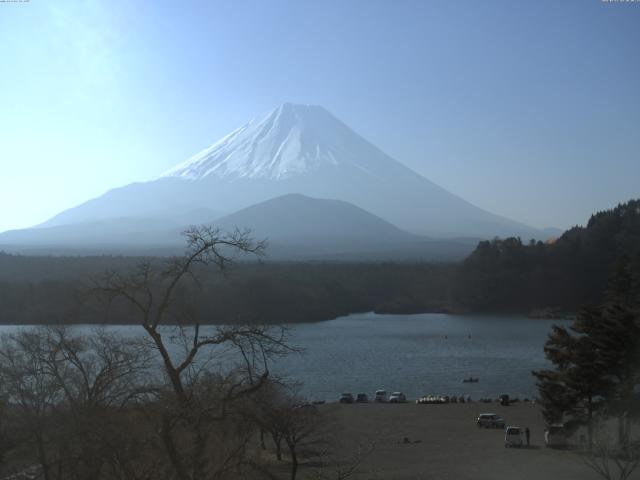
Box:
[533,256,640,450]
[596,258,640,452]
[533,316,609,447]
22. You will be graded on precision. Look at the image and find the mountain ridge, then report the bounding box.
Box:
[213,193,420,244]
[23,103,551,240]
[0,194,477,260]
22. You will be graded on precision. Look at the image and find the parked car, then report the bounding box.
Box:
[504,426,523,447]
[374,390,387,402]
[355,393,369,403]
[545,424,569,448]
[339,393,354,404]
[389,392,407,403]
[477,413,505,428]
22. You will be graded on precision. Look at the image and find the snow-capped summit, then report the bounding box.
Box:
[161,103,392,181]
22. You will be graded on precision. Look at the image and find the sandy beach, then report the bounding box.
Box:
[313,402,626,480]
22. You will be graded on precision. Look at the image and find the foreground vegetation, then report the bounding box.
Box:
[0,227,363,480]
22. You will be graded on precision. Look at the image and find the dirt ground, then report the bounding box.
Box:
[311,402,638,480]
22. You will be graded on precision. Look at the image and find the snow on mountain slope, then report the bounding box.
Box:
[162,103,387,181]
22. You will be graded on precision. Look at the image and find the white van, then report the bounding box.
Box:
[504,426,523,447]
[389,392,407,403]
[374,390,387,402]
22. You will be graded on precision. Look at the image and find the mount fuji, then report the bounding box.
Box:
[2,103,552,254]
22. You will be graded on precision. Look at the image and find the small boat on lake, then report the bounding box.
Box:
[463,377,479,383]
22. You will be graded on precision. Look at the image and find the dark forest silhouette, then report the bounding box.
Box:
[0,199,638,325]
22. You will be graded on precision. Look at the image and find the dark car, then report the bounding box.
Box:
[339,393,355,404]
[477,413,506,429]
[355,393,369,403]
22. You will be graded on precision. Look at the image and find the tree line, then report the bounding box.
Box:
[1,199,639,324]
[0,257,455,325]
[454,199,640,312]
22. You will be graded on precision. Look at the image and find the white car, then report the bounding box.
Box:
[374,390,387,402]
[504,426,523,447]
[477,413,505,428]
[389,392,407,403]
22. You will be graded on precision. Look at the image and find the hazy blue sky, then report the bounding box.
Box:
[1,0,639,232]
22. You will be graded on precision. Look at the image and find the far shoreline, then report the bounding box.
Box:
[0,309,577,327]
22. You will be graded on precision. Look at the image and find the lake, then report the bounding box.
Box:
[0,312,568,402]
[271,312,567,401]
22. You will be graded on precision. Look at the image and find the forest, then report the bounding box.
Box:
[0,199,638,325]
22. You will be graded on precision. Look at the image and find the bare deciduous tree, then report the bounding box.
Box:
[0,227,305,480]
[93,226,295,480]
[0,327,153,480]
[581,425,640,480]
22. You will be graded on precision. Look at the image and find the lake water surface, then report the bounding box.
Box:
[0,313,568,402]
[271,312,568,401]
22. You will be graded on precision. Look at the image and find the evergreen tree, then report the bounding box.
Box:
[533,315,609,446]
[596,258,640,452]
[533,257,640,450]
